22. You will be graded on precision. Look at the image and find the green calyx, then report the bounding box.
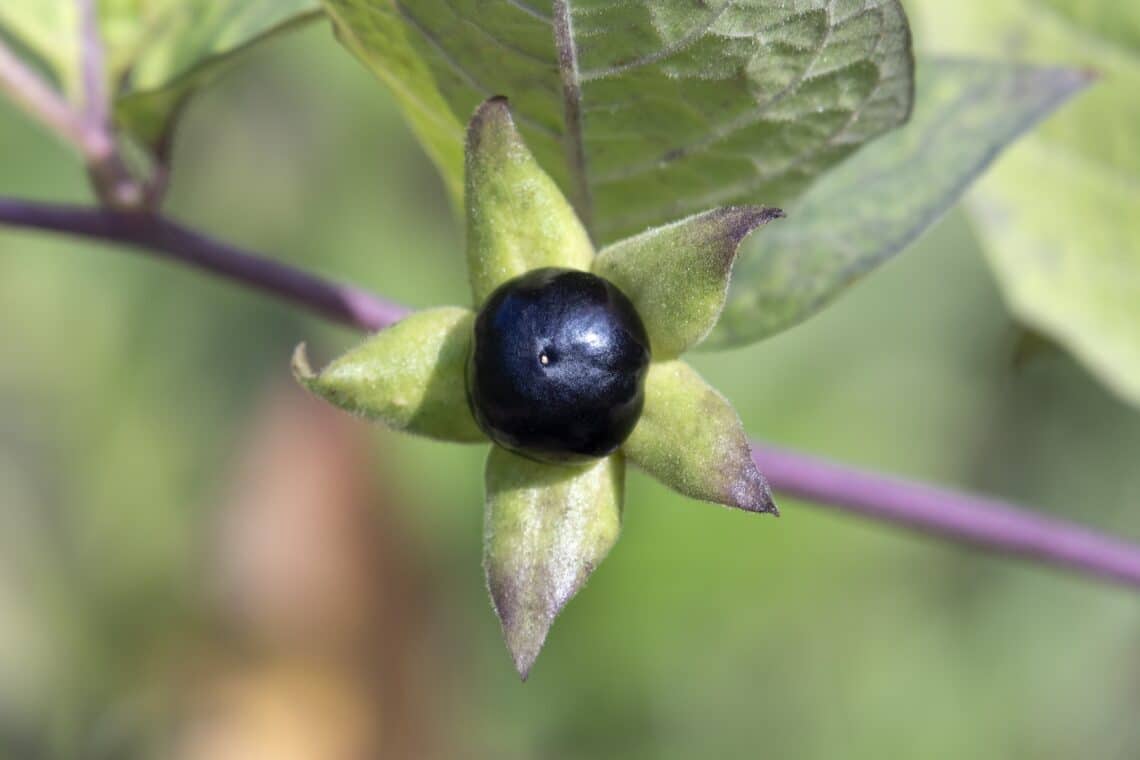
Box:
[292,307,484,443]
[624,360,776,515]
[484,448,624,680]
[294,97,784,679]
[465,98,594,308]
[594,206,784,359]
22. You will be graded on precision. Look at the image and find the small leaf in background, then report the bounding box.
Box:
[483,447,623,679]
[0,0,321,150]
[293,307,485,443]
[113,0,323,147]
[464,97,593,308]
[320,0,468,203]
[705,58,1090,349]
[593,206,783,360]
[0,4,76,93]
[623,360,775,515]
[323,0,914,243]
[907,0,1140,407]
[972,140,1140,404]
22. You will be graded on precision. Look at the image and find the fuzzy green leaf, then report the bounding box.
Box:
[323,0,914,243]
[464,97,594,307]
[704,58,1091,349]
[0,1,321,148]
[909,0,1140,407]
[593,206,783,359]
[624,360,775,515]
[484,448,623,680]
[292,307,484,443]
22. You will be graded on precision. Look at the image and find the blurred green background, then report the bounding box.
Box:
[2,18,1140,760]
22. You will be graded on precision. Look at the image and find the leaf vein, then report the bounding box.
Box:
[552,0,594,233]
[503,0,553,23]
[396,1,560,137]
[578,2,736,83]
[589,3,851,186]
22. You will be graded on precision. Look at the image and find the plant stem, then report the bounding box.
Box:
[0,40,89,150]
[75,0,142,207]
[0,27,140,207]
[752,444,1140,588]
[1,196,1139,591]
[78,0,110,131]
[0,198,410,330]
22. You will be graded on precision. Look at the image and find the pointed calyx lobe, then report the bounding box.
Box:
[464,97,594,308]
[484,447,623,679]
[593,206,783,359]
[623,361,777,515]
[292,307,485,443]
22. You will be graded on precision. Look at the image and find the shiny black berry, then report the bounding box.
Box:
[467,268,651,464]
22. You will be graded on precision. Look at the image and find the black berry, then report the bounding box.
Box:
[467,268,651,464]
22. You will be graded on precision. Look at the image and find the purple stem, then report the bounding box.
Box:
[0,198,410,330]
[0,28,138,206]
[0,39,89,150]
[78,0,110,132]
[2,196,1139,591]
[753,445,1140,588]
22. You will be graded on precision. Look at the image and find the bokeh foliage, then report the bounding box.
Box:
[0,0,320,148]
[907,0,1140,406]
[709,59,1089,348]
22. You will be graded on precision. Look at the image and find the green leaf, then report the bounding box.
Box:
[969,134,1140,404]
[1030,0,1140,51]
[593,206,783,360]
[464,96,594,307]
[292,307,485,443]
[484,447,623,679]
[908,0,1140,406]
[623,360,776,515]
[321,0,467,204]
[0,4,76,94]
[0,1,321,147]
[112,0,323,147]
[323,0,915,243]
[704,58,1090,349]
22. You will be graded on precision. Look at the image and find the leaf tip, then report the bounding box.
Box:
[474,94,511,120]
[467,96,516,151]
[291,342,316,386]
[728,464,779,516]
[513,645,540,682]
[1046,65,1100,100]
[486,575,553,682]
[722,205,785,243]
[695,206,785,271]
[1078,67,1101,84]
